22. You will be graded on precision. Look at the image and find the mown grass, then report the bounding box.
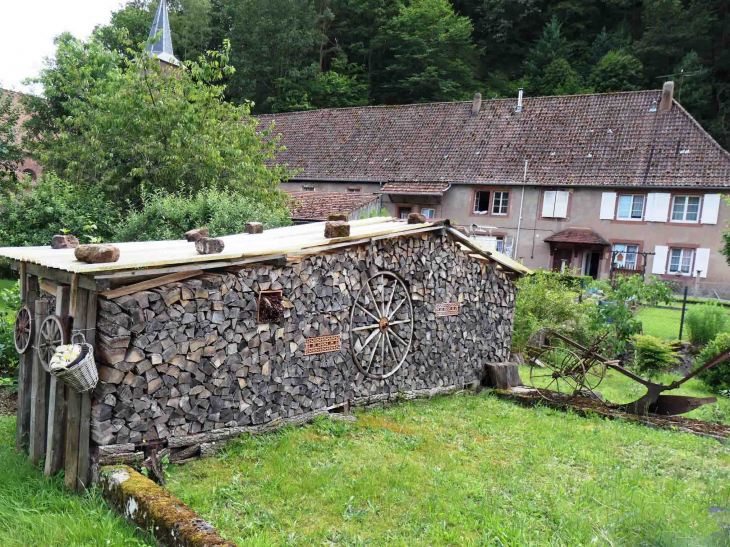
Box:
[166,392,730,547]
[0,416,153,547]
[520,365,730,425]
[635,304,730,342]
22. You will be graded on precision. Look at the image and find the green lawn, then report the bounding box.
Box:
[635,304,730,342]
[166,392,730,547]
[0,416,153,547]
[520,365,730,425]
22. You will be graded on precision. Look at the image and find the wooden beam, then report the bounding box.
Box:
[11,261,109,292]
[69,274,79,318]
[44,284,71,477]
[76,290,97,491]
[65,288,89,491]
[39,279,62,296]
[19,262,26,298]
[29,299,50,466]
[15,276,38,453]
[100,270,204,299]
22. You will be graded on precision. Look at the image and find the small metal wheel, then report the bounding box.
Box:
[528,346,585,401]
[349,271,414,379]
[37,314,67,372]
[13,306,33,354]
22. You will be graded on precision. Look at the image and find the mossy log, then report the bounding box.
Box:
[100,465,237,547]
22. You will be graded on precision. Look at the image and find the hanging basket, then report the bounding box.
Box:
[50,332,98,393]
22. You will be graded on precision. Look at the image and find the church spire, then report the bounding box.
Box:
[145,0,180,67]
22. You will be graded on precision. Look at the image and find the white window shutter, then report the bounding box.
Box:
[701,194,721,224]
[599,192,616,220]
[693,248,710,278]
[554,191,569,218]
[645,192,670,222]
[542,191,556,217]
[652,245,668,275]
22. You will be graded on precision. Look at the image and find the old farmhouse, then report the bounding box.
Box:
[259,84,730,297]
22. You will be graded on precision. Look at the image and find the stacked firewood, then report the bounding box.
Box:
[91,233,516,452]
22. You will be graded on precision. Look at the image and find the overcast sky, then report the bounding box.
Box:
[0,0,126,94]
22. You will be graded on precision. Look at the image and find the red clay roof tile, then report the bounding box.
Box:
[286,191,380,221]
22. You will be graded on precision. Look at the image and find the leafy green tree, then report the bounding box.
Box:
[372,0,478,104]
[26,33,293,208]
[534,57,586,95]
[589,50,643,92]
[0,91,24,188]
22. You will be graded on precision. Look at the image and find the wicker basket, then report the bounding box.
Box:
[51,333,98,393]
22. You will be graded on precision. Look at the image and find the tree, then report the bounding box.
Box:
[226,0,323,110]
[589,49,643,92]
[0,91,25,188]
[524,16,572,83]
[371,0,478,104]
[26,32,294,209]
[536,57,586,95]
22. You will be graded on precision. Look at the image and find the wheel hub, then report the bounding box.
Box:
[379,316,390,333]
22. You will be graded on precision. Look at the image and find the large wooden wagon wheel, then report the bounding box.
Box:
[528,346,587,401]
[37,314,67,373]
[13,306,33,354]
[349,271,414,379]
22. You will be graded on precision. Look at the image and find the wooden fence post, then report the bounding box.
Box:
[44,284,70,476]
[29,299,50,466]
[76,291,98,490]
[65,288,89,490]
[15,275,38,453]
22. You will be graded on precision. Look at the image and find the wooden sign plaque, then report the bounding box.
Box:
[435,302,460,317]
[305,334,342,355]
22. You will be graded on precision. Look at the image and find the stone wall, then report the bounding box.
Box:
[91,233,516,447]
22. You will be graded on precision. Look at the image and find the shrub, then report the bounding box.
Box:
[532,270,593,291]
[631,334,679,378]
[0,173,122,247]
[113,188,292,242]
[696,332,730,392]
[684,304,729,346]
[512,272,591,353]
[0,282,20,381]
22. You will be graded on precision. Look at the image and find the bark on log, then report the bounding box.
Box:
[483,363,523,389]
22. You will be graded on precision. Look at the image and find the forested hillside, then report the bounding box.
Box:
[98,0,730,149]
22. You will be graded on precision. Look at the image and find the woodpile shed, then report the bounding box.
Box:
[0,217,528,488]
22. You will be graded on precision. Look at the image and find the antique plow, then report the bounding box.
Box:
[527,331,725,416]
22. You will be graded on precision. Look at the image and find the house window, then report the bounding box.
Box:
[397,206,412,219]
[492,191,509,215]
[421,207,435,219]
[671,196,701,222]
[613,244,639,270]
[347,187,361,193]
[617,195,644,220]
[495,236,505,253]
[473,191,490,214]
[301,185,315,192]
[668,248,694,275]
[542,190,569,218]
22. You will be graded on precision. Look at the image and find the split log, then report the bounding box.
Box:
[324,221,350,238]
[195,238,225,255]
[184,228,209,242]
[327,213,348,222]
[483,363,523,389]
[245,222,263,234]
[52,235,79,249]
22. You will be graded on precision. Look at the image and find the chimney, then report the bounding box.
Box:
[659,81,674,113]
[516,88,523,113]
[471,92,482,116]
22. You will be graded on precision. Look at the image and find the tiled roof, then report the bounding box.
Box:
[286,191,380,221]
[258,91,730,188]
[544,228,609,245]
[380,182,451,195]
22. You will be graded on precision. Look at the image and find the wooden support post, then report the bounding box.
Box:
[15,275,38,453]
[44,285,71,477]
[29,299,50,466]
[69,274,79,318]
[65,288,88,491]
[76,290,97,490]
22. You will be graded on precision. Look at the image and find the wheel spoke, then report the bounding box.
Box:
[352,323,380,332]
[365,280,382,317]
[388,319,411,326]
[384,279,396,316]
[390,329,408,347]
[386,332,399,365]
[356,302,380,322]
[388,297,407,319]
[365,334,380,372]
[356,329,380,355]
[379,331,385,366]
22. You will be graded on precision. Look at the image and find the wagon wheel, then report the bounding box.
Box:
[13,306,33,354]
[349,271,414,380]
[578,358,606,400]
[37,314,67,373]
[528,346,586,401]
